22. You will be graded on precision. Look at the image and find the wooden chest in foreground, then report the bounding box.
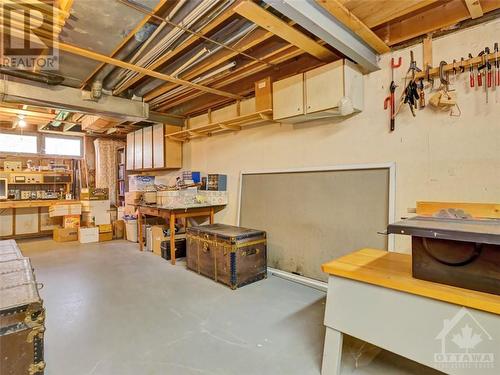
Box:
[186,224,267,289]
[0,240,45,375]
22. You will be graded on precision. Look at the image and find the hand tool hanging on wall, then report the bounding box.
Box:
[384,56,402,132]
[477,51,484,87]
[495,43,499,87]
[468,53,475,87]
[485,47,492,88]
[418,79,425,109]
[403,51,421,117]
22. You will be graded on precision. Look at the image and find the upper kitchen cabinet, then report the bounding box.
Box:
[273,60,364,123]
[126,124,182,171]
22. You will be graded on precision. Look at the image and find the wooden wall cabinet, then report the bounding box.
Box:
[273,60,363,123]
[126,124,182,171]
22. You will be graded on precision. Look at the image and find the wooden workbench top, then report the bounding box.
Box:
[0,200,80,209]
[322,248,500,315]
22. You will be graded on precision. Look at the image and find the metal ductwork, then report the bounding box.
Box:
[92,22,157,91]
[0,68,64,85]
[0,79,148,121]
[264,0,380,72]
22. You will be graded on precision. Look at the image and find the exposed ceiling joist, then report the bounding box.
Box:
[55,40,243,100]
[264,0,380,72]
[341,0,441,28]
[233,1,336,62]
[81,0,171,88]
[314,0,390,54]
[465,0,484,18]
[374,0,500,45]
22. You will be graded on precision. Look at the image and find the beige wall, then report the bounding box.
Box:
[158,19,500,252]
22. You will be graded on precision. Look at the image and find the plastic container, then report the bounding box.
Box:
[125,218,138,242]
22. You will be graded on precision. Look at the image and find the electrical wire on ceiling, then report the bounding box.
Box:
[116,0,276,68]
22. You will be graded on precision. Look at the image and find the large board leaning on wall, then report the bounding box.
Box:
[239,166,392,282]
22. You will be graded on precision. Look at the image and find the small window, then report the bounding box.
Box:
[0,133,38,154]
[44,136,82,157]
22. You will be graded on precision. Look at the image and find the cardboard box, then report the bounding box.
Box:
[152,225,168,256]
[98,224,112,233]
[80,200,111,225]
[78,226,99,244]
[99,232,113,242]
[124,205,137,215]
[113,220,125,239]
[49,203,82,217]
[53,227,78,242]
[80,187,109,200]
[125,191,142,205]
[63,215,80,229]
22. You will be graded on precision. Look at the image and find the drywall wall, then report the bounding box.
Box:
[157,19,500,252]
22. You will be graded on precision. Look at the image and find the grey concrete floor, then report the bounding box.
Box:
[19,238,442,375]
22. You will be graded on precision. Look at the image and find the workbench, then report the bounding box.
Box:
[321,248,500,375]
[137,204,224,265]
[0,200,80,239]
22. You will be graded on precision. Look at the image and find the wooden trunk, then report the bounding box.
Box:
[186,224,267,289]
[412,237,500,295]
[0,255,46,375]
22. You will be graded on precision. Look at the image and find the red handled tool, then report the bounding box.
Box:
[468,53,474,87]
[384,57,402,132]
[495,43,499,87]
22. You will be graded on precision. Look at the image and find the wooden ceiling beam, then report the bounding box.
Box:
[465,0,484,18]
[113,4,238,95]
[343,0,442,29]
[50,40,243,99]
[80,0,171,88]
[314,0,390,54]
[0,107,55,119]
[374,0,500,46]
[233,1,335,61]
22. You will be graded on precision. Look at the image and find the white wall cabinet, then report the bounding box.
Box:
[134,129,143,170]
[152,123,165,169]
[125,124,182,171]
[142,126,153,169]
[273,60,363,123]
[126,132,134,171]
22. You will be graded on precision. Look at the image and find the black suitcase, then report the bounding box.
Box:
[160,238,186,260]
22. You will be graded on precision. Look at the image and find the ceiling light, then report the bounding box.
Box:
[18,118,27,128]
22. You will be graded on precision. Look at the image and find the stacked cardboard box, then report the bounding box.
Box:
[78,226,99,244]
[81,200,110,226]
[98,224,113,242]
[49,203,82,217]
[63,215,80,228]
[53,227,78,242]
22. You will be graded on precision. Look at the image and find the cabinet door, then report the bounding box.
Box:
[126,132,134,170]
[305,62,344,114]
[152,123,165,169]
[165,125,182,169]
[142,126,153,169]
[134,129,143,170]
[272,74,304,120]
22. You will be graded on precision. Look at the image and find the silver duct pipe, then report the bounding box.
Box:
[112,0,232,93]
[150,61,237,108]
[93,22,156,90]
[132,20,256,98]
[0,68,64,85]
[108,0,210,92]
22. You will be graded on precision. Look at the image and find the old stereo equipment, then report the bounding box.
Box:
[43,174,71,183]
[9,174,43,184]
[3,161,22,172]
[49,164,69,172]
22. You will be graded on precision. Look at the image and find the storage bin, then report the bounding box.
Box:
[125,219,138,242]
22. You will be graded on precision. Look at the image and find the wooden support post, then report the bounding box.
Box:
[170,212,176,265]
[423,35,433,71]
